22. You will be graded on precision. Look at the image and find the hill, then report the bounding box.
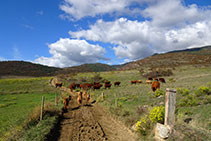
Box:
[120,45,211,70]
[57,63,122,74]
[0,61,61,77]
[0,61,123,77]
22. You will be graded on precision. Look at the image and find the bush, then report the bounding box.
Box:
[195,86,211,97]
[177,88,190,96]
[155,89,165,97]
[149,106,165,124]
[136,115,151,136]
[203,95,211,104]
[136,106,165,135]
[179,94,199,107]
[143,68,173,78]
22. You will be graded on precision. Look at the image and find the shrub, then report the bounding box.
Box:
[203,95,211,104]
[136,106,165,135]
[195,86,211,97]
[149,106,165,124]
[177,88,190,96]
[143,68,173,78]
[155,89,165,97]
[179,94,199,107]
[136,115,151,136]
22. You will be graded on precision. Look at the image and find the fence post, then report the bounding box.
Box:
[40,96,45,121]
[102,92,104,101]
[55,93,58,106]
[165,88,176,127]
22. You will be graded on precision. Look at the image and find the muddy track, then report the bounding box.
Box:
[49,78,137,141]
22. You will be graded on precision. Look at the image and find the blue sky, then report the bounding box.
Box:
[0,0,211,68]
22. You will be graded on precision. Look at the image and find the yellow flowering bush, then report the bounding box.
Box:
[149,106,165,124]
[136,115,151,135]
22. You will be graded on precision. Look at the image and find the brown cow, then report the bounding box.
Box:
[69,83,76,92]
[114,81,121,86]
[153,77,159,81]
[94,82,100,85]
[75,83,81,88]
[136,80,142,83]
[63,95,71,112]
[104,83,112,89]
[93,84,103,90]
[77,92,83,106]
[83,91,90,104]
[85,83,93,89]
[159,78,166,83]
[131,80,137,84]
[55,82,62,88]
[105,81,111,84]
[151,81,160,92]
[145,80,152,84]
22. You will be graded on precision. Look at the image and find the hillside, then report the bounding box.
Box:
[120,45,211,70]
[0,61,61,77]
[0,61,123,77]
[57,63,122,74]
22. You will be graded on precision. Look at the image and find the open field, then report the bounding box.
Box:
[0,65,211,140]
[0,77,61,140]
[60,65,211,140]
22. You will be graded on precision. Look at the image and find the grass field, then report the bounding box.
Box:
[0,77,61,140]
[61,65,211,140]
[1,65,211,140]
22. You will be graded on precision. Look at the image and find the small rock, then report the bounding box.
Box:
[155,123,171,140]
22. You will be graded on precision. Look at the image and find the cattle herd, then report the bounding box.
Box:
[68,81,121,92]
[56,77,166,112]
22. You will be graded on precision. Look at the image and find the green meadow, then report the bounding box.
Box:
[0,77,60,140]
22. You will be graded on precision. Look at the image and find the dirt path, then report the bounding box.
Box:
[50,79,137,141]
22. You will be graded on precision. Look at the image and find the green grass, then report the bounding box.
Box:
[0,77,55,95]
[0,77,61,140]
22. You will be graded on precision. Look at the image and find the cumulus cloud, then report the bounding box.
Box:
[69,19,211,60]
[68,0,211,60]
[142,0,210,27]
[59,0,146,20]
[35,38,108,67]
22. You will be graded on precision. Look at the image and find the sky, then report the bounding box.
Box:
[0,0,211,68]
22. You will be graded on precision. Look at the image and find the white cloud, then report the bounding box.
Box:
[59,0,145,20]
[68,0,211,61]
[35,38,108,67]
[69,17,211,60]
[142,0,210,27]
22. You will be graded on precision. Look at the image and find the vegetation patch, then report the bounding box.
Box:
[136,106,165,136]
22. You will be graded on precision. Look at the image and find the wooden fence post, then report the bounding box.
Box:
[40,96,45,121]
[102,92,104,101]
[165,88,176,127]
[55,93,58,106]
